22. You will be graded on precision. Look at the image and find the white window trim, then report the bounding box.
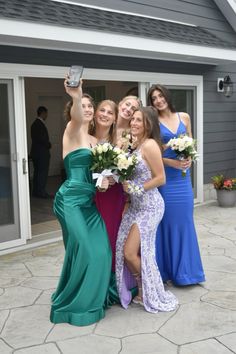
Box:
[0,77,29,250]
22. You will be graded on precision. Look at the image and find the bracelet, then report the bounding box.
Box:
[127,181,145,196]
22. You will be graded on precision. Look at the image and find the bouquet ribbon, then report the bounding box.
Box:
[92,169,119,187]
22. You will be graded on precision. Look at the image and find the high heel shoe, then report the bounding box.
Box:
[132,295,143,306]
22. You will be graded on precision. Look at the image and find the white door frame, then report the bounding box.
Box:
[0,76,30,249]
[0,63,203,250]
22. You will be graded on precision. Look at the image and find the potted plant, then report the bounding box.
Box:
[212,174,236,207]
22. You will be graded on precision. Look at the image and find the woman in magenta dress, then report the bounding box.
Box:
[93,99,122,272]
[92,96,141,303]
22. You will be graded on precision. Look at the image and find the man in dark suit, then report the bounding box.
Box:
[30,106,52,198]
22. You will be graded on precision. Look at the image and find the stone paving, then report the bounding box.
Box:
[0,202,236,354]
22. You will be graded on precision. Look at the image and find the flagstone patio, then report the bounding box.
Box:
[0,202,236,354]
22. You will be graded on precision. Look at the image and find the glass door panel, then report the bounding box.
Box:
[0,80,20,244]
[168,88,195,136]
[168,88,196,197]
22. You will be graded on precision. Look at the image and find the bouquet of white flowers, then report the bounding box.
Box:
[114,147,138,182]
[91,143,138,187]
[119,130,132,152]
[167,134,199,176]
[91,143,119,187]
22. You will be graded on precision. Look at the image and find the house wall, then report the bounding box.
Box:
[76,0,236,43]
[203,63,236,182]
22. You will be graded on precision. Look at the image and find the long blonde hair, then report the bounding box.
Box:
[118,95,142,109]
[91,99,118,143]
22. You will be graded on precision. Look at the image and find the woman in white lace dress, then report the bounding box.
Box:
[116,106,178,313]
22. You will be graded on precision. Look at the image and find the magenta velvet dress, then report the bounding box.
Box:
[95,183,126,271]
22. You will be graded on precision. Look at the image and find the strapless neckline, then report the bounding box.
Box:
[63,147,91,161]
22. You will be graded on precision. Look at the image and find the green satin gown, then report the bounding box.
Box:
[50,148,112,326]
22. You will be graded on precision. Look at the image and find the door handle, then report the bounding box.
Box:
[22,158,28,174]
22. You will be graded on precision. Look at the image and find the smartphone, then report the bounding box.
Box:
[67,65,84,88]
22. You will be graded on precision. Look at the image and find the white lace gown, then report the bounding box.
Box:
[116,149,178,313]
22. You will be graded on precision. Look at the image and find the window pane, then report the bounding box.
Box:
[0,83,14,228]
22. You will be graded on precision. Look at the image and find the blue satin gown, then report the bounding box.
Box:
[156,114,205,285]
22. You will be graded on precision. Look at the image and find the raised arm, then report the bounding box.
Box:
[64,79,84,136]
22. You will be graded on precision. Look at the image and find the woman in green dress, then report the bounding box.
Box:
[50,79,112,326]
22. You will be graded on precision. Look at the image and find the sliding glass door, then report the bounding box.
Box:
[0,80,21,245]
[0,77,30,251]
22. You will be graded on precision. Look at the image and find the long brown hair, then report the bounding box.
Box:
[147,84,176,113]
[135,106,162,150]
[63,93,95,123]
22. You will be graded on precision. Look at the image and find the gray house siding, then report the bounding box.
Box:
[203,64,236,182]
[78,0,236,43]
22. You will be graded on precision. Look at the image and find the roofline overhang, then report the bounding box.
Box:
[0,18,236,65]
[214,0,236,32]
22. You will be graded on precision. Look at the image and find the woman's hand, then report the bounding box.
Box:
[108,176,116,186]
[173,157,192,170]
[64,77,83,99]
[122,181,129,194]
[97,177,109,192]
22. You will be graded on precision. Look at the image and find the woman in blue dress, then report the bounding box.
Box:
[147,84,205,286]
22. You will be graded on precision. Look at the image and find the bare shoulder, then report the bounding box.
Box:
[179,112,190,124]
[142,139,161,153]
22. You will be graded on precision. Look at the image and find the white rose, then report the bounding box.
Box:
[114,147,122,154]
[117,159,130,170]
[97,145,103,154]
[117,153,126,160]
[102,143,109,152]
